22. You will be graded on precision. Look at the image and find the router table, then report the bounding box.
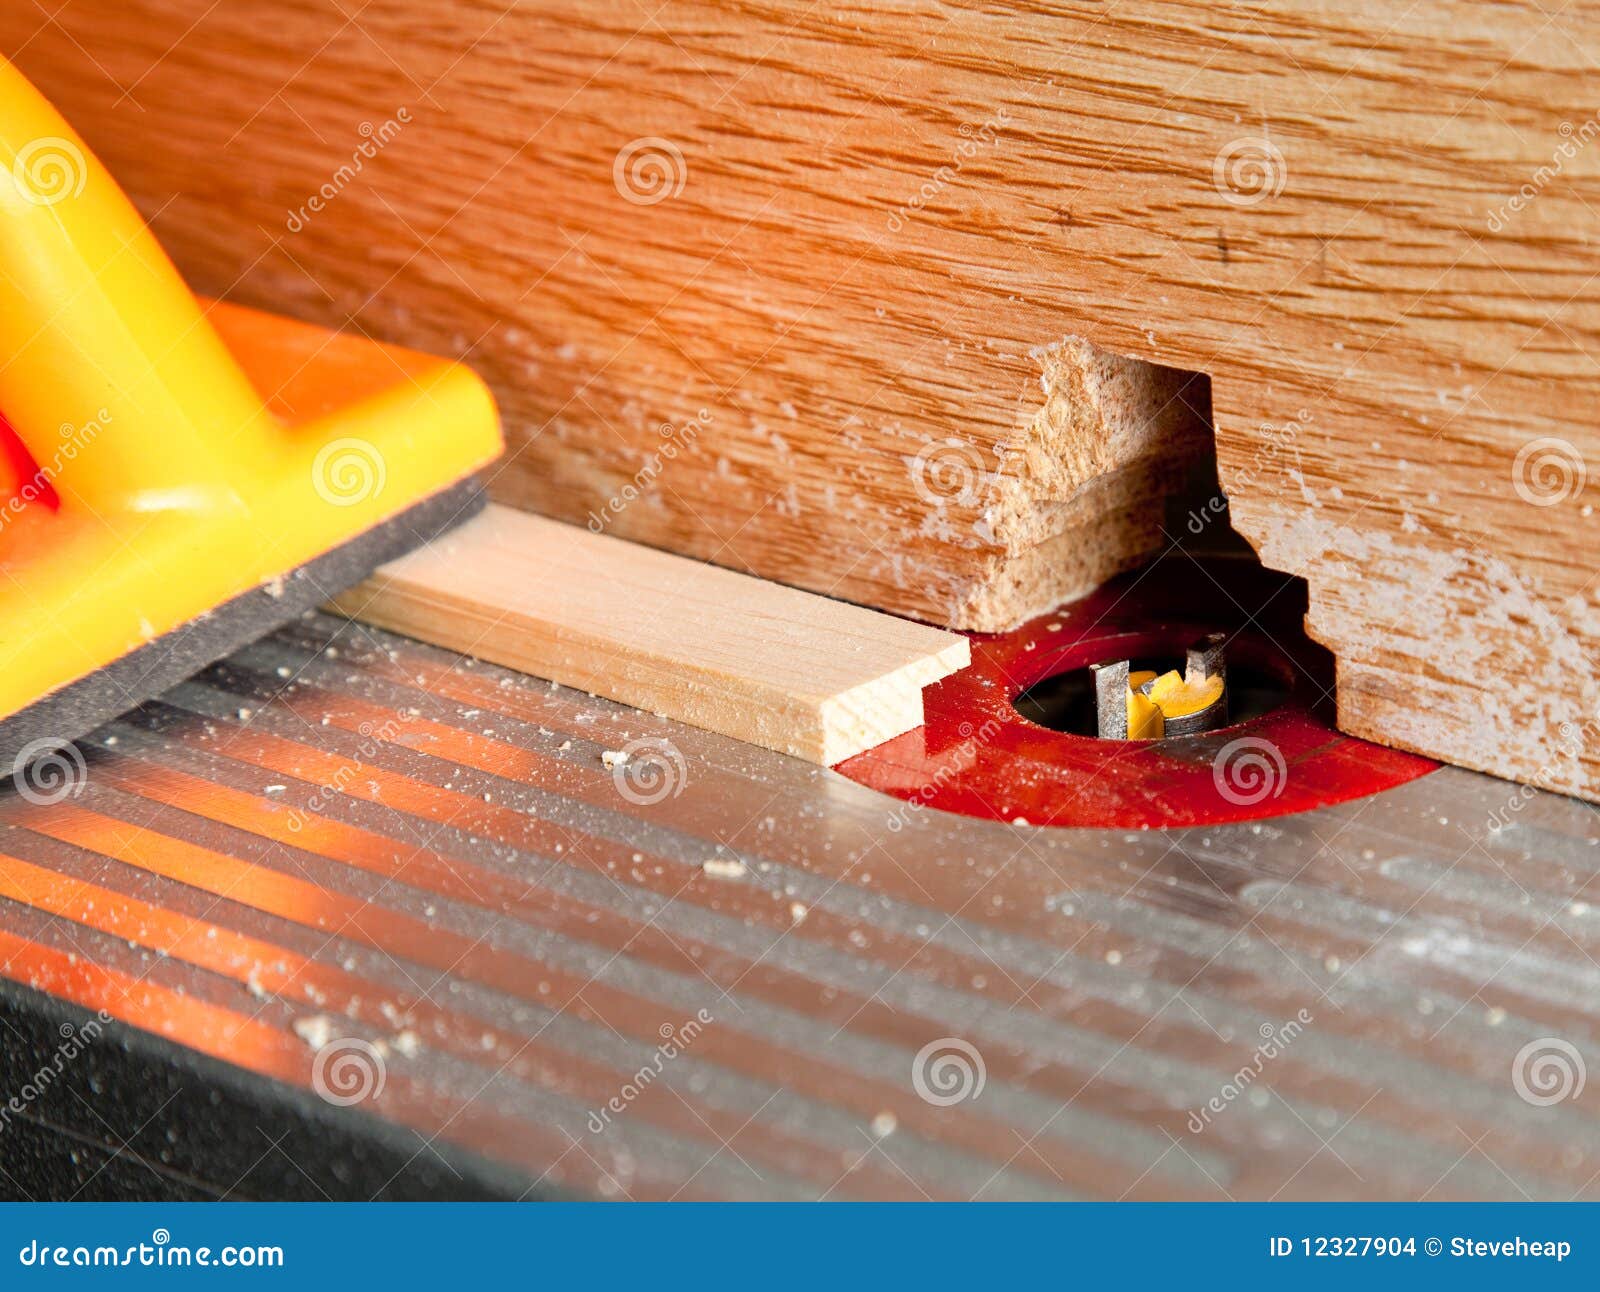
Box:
[1,592,1595,1201]
[0,0,1596,1211]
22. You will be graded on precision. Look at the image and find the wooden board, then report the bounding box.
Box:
[330,504,969,765]
[9,1,1597,800]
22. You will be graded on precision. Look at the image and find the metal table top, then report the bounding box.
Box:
[0,612,1595,1199]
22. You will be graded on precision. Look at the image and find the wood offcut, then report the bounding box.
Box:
[330,505,970,765]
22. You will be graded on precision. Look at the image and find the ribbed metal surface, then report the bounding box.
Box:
[0,611,1596,1199]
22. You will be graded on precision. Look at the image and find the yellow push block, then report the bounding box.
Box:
[0,55,502,745]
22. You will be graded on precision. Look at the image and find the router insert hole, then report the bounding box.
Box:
[1014,657,1290,739]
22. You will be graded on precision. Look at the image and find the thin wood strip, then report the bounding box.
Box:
[330,504,970,764]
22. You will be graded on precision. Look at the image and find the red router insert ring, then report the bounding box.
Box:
[834,557,1436,830]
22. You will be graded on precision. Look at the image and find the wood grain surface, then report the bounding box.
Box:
[4,1,1597,798]
[332,504,970,764]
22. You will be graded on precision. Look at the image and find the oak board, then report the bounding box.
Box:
[9,1,1597,799]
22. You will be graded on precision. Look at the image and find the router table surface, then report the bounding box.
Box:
[0,612,1595,1200]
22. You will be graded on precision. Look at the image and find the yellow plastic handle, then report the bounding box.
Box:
[0,55,503,728]
[0,54,281,515]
